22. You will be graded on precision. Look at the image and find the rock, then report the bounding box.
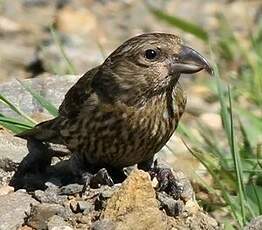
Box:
[26,203,71,229]
[91,219,116,230]
[0,191,39,230]
[69,198,94,214]
[0,168,14,186]
[0,0,57,82]
[94,185,120,210]
[0,185,14,195]
[69,199,78,213]
[19,226,34,230]
[47,215,73,230]
[0,75,80,118]
[102,169,167,230]
[171,170,194,202]
[34,184,67,204]
[0,132,28,166]
[77,200,94,213]
[157,192,184,217]
[59,183,83,195]
[244,215,262,230]
[167,199,218,229]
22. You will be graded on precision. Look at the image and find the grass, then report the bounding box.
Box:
[0,4,261,228]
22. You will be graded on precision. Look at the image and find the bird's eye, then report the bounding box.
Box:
[144,49,158,60]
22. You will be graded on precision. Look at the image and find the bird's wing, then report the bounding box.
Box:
[58,66,100,118]
[16,66,101,142]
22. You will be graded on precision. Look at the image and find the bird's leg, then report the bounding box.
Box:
[138,158,184,200]
[137,157,154,171]
[70,154,115,194]
[90,168,114,188]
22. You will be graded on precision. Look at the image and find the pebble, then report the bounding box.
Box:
[59,183,84,195]
[26,203,71,229]
[91,219,116,230]
[47,215,74,230]
[157,192,184,217]
[0,185,14,195]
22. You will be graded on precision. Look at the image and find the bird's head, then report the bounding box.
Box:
[93,33,213,105]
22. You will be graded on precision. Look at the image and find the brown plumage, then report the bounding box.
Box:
[17,33,212,171]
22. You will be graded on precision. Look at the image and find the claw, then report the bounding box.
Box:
[90,168,114,188]
[148,160,184,200]
[80,168,115,196]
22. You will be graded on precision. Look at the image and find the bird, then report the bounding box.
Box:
[15,33,212,192]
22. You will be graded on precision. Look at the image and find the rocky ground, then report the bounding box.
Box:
[0,130,219,230]
[0,0,261,229]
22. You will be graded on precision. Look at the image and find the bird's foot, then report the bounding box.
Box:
[81,168,114,195]
[149,164,183,200]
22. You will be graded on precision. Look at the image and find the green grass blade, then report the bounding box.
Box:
[50,26,77,75]
[0,113,34,128]
[16,79,59,117]
[184,143,241,224]
[251,183,262,215]
[0,121,29,133]
[228,87,246,225]
[148,7,209,41]
[0,94,36,125]
[0,113,33,133]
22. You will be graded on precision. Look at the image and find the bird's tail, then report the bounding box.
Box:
[16,117,62,144]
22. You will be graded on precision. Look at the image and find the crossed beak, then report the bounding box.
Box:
[170,45,213,76]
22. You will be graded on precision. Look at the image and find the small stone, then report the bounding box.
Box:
[91,219,116,230]
[0,185,14,195]
[99,187,116,200]
[157,192,184,217]
[77,200,94,213]
[19,226,34,230]
[244,215,262,230]
[0,191,39,230]
[0,133,28,166]
[48,226,73,230]
[172,170,194,202]
[78,215,92,225]
[59,183,83,195]
[47,215,73,230]
[26,203,71,229]
[95,186,119,210]
[69,199,78,213]
[34,183,67,204]
[151,177,159,188]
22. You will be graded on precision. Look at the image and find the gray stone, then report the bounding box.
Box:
[0,191,39,230]
[47,215,73,230]
[244,216,262,230]
[0,75,80,118]
[0,132,28,166]
[77,200,94,213]
[157,192,184,217]
[59,183,83,195]
[34,187,67,205]
[91,219,116,230]
[26,203,71,229]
